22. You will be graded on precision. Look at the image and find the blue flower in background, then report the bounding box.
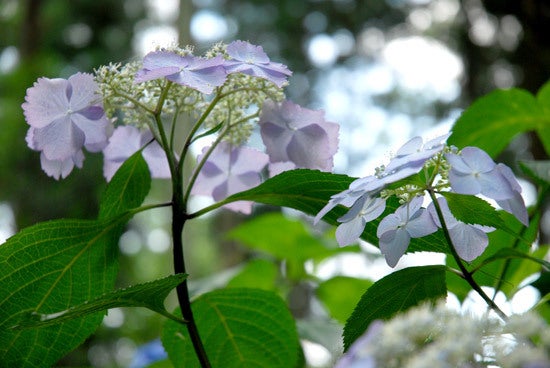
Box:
[130,339,167,368]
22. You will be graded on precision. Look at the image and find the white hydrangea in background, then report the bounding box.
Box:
[337,302,550,368]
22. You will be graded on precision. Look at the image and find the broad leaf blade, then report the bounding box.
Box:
[441,192,506,229]
[536,81,550,155]
[449,88,549,157]
[316,276,372,325]
[162,288,300,368]
[343,265,447,350]
[0,217,127,367]
[0,150,151,366]
[14,274,187,329]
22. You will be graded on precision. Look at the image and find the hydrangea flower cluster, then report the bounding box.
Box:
[336,303,550,368]
[22,73,112,179]
[315,135,528,267]
[22,40,339,214]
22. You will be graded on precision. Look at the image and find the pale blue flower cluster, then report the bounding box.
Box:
[315,135,528,266]
[22,40,339,215]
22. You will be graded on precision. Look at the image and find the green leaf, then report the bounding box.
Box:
[13,274,187,329]
[226,259,279,291]
[227,212,358,266]
[536,80,550,155]
[316,276,373,324]
[441,192,506,229]
[449,88,550,157]
[0,150,151,366]
[0,217,128,367]
[226,169,449,254]
[520,160,550,186]
[162,288,300,368]
[343,265,447,350]
[99,150,151,219]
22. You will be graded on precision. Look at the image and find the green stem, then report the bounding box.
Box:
[428,189,508,320]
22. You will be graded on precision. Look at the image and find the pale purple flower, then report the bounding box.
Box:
[102,126,171,181]
[335,320,383,368]
[335,195,387,246]
[259,100,339,172]
[22,72,112,179]
[446,147,515,200]
[377,196,438,267]
[383,133,449,177]
[224,40,292,87]
[135,51,227,94]
[446,147,528,225]
[495,163,529,226]
[313,176,381,225]
[191,142,269,214]
[428,197,495,262]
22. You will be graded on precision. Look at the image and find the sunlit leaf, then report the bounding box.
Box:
[343,265,447,350]
[449,88,550,157]
[162,288,300,368]
[441,192,506,229]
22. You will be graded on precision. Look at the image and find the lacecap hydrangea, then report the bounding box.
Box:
[315,134,528,267]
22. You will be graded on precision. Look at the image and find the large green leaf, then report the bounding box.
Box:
[226,259,279,291]
[449,88,550,157]
[0,217,127,367]
[162,288,300,368]
[343,265,447,350]
[226,169,449,254]
[536,80,550,155]
[0,151,151,367]
[316,276,373,325]
[99,151,151,220]
[13,274,187,329]
[227,212,360,280]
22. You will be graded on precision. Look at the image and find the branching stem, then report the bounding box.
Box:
[427,189,508,320]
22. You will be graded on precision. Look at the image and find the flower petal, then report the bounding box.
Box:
[379,228,411,267]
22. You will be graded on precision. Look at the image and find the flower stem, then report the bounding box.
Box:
[171,180,211,368]
[152,81,211,367]
[427,189,508,320]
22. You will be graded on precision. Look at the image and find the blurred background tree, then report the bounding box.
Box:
[0,0,548,367]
